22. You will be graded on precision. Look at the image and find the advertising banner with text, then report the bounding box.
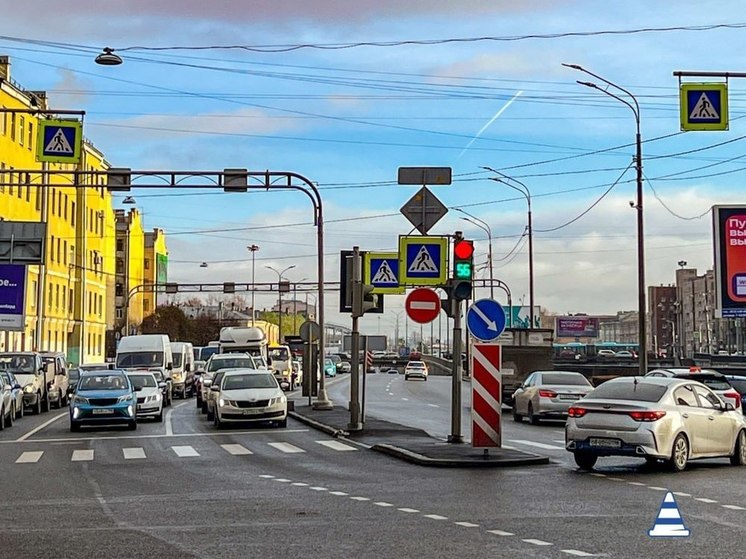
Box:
[713,205,746,317]
[0,264,27,331]
[556,316,599,338]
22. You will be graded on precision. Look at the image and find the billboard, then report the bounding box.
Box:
[713,205,746,317]
[555,316,599,338]
[156,253,168,284]
[505,306,541,329]
[0,264,27,331]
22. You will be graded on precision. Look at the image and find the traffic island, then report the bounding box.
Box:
[289,403,549,468]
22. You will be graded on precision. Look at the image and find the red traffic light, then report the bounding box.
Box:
[454,239,474,260]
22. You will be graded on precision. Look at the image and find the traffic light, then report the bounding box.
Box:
[453,239,474,280]
[441,279,473,318]
[352,283,378,318]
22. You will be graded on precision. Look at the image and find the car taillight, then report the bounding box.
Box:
[539,389,558,398]
[628,410,666,422]
[725,390,742,409]
[568,406,587,418]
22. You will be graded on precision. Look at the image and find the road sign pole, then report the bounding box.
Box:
[448,299,463,444]
[362,335,368,423]
[348,247,363,431]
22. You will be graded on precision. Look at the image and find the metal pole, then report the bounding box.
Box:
[35,162,48,351]
[448,299,463,444]
[635,130,647,374]
[362,334,368,423]
[313,197,332,410]
[527,197,535,328]
[348,246,362,430]
[278,277,283,341]
[248,244,259,327]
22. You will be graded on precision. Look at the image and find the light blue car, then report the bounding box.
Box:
[324,359,337,377]
[70,370,137,431]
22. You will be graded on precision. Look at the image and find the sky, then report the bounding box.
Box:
[3,1,746,335]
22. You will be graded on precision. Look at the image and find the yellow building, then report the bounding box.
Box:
[143,229,168,316]
[115,208,145,336]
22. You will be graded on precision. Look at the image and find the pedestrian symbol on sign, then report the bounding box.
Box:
[371,260,397,284]
[44,129,74,154]
[409,246,438,273]
[689,92,719,120]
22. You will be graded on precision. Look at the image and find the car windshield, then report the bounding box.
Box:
[685,375,732,391]
[172,353,183,367]
[127,375,157,389]
[222,373,278,390]
[269,348,289,361]
[728,378,746,393]
[68,369,80,382]
[408,362,425,368]
[0,355,35,373]
[325,360,334,368]
[588,380,667,402]
[116,352,164,368]
[78,374,129,391]
[542,373,590,386]
[328,355,341,364]
[200,347,219,361]
[208,357,254,371]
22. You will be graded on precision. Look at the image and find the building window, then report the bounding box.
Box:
[8,166,14,196]
[56,238,61,264]
[116,258,124,274]
[31,280,37,308]
[27,122,33,150]
[0,109,5,135]
[10,114,15,141]
[18,117,24,146]
[71,201,76,225]
[51,189,56,215]
[63,240,68,266]
[48,284,53,310]
[0,162,5,193]
[116,239,123,252]
[61,288,65,313]
[50,236,55,262]
[144,259,150,270]
[69,288,74,313]
[55,284,60,310]
[116,308,123,319]
[115,283,123,297]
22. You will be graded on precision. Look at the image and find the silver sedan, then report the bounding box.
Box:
[512,371,594,424]
[565,376,746,471]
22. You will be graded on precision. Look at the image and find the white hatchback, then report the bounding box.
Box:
[404,361,428,381]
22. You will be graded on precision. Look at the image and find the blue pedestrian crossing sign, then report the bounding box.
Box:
[399,235,448,286]
[680,83,728,131]
[466,299,507,342]
[364,252,405,294]
[37,119,82,163]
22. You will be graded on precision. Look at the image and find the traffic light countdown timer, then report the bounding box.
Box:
[453,239,474,280]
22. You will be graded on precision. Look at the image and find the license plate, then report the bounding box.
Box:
[560,394,581,400]
[589,438,621,448]
[92,408,115,415]
[242,409,261,415]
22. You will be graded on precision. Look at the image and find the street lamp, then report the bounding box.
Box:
[482,167,534,327]
[563,63,647,376]
[266,264,295,341]
[455,208,494,300]
[95,47,123,66]
[247,245,259,326]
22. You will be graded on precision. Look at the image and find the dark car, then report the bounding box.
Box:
[725,375,746,415]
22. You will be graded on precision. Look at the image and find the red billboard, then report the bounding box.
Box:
[713,206,746,318]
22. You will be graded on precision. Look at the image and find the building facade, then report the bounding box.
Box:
[143,229,168,316]
[648,284,677,356]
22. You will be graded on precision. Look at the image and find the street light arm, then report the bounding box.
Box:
[564,63,640,120]
[482,166,531,201]
[455,208,492,238]
[459,216,491,239]
[577,81,638,124]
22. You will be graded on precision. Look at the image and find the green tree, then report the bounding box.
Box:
[141,305,191,341]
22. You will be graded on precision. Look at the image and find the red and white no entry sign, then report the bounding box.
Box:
[471,343,502,448]
[405,288,441,324]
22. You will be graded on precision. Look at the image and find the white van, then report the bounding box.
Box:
[115,335,174,406]
[170,341,195,399]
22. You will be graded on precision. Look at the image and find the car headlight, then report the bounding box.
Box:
[269,396,286,406]
[219,398,237,407]
[172,373,183,381]
[73,395,89,405]
[23,384,35,394]
[117,394,133,403]
[146,394,162,403]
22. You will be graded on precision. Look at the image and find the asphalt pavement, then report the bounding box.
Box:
[0,381,744,558]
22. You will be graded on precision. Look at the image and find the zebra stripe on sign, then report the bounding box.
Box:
[471,343,502,448]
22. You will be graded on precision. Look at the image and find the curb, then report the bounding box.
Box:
[371,443,550,468]
[288,411,349,438]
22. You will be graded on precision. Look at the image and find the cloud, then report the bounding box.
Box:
[48,68,94,107]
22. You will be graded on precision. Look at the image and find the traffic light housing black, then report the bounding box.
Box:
[441,279,472,318]
[352,283,378,318]
[453,239,474,281]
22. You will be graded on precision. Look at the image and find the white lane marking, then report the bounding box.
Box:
[423,514,448,520]
[722,504,746,510]
[350,496,370,501]
[454,522,479,528]
[508,439,565,451]
[648,486,667,491]
[561,550,595,557]
[259,474,275,479]
[310,487,328,491]
[15,451,43,463]
[673,492,691,497]
[71,449,94,462]
[315,440,357,452]
[1,429,310,445]
[401,398,409,401]
[427,404,439,408]
[606,477,625,482]
[292,482,308,486]
[15,412,66,442]
[172,445,200,457]
[268,442,305,454]
[398,508,420,513]
[628,482,646,486]
[374,502,394,507]
[695,498,718,503]
[553,439,566,443]
[589,473,606,478]
[274,478,292,483]
[329,491,348,496]
[487,530,514,536]
[221,444,252,456]
[523,539,553,547]
[123,447,146,460]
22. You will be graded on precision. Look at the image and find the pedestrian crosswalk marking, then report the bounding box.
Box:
[371,260,397,284]
[16,451,43,464]
[123,447,146,460]
[44,128,74,154]
[172,445,200,457]
[221,444,252,456]
[408,246,438,273]
[689,92,719,120]
[268,442,305,454]
[71,449,94,462]
[316,440,357,452]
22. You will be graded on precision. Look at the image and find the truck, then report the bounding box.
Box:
[115,334,174,405]
[268,345,298,391]
[219,326,269,362]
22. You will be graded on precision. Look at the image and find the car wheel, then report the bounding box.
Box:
[35,394,42,415]
[0,406,5,430]
[70,421,81,432]
[7,405,13,427]
[55,391,62,409]
[213,412,222,429]
[16,401,23,419]
[277,417,288,428]
[668,433,689,472]
[155,408,164,423]
[512,405,522,423]
[201,401,208,414]
[206,408,214,422]
[128,420,138,431]
[61,391,69,407]
[196,394,202,408]
[528,403,540,425]
[573,452,597,470]
[730,430,746,466]
[42,392,50,413]
[404,375,409,381]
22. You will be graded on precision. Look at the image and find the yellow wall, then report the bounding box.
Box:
[116,209,145,333]
[143,229,168,316]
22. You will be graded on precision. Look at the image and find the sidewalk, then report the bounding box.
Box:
[289,401,549,468]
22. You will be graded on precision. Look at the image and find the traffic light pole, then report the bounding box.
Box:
[448,298,464,444]
[348,247,363,431]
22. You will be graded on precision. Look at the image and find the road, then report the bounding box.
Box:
[0,382,743,558]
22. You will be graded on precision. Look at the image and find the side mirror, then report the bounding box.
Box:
[158,382,167,389]
[185,364,191,372]
[40,364,48,374]
[210,385,220,392]
[166,363,173,370]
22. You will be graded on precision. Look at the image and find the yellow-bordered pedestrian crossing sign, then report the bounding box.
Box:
[37,119,82,163]
[680,83,728,131]
[399,235,448,286]
[364,252,405,294]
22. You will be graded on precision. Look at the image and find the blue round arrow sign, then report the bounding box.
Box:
[466,298,507,341]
